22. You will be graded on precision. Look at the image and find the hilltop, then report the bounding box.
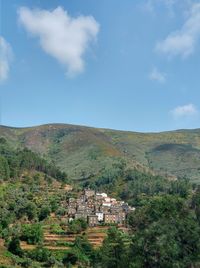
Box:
[1,123,200,183]
[0,124,200,182]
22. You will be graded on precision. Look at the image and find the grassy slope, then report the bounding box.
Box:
[103,128,200,182]
[1,124,200,182]
[0,239,14,267]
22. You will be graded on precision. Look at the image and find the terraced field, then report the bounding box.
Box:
[20,226,109,251]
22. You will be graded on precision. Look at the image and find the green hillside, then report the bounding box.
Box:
[0,127,200,267]
[1,124,200,182]
[104,128,200,183]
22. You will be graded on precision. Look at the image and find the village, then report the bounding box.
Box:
[67,189,135,227]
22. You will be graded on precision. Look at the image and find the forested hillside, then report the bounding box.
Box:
[0,138,72,266]
[1,130,200,267]
[1,124,200,183]
[0,136,68,183]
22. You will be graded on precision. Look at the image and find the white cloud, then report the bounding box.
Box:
[170,104,198,119]
[141,0,177,14]
[18,6,100,77]
[149,67,166,83]
[142,0,195,15]
[0,36,12,82]
[156,3,200,58]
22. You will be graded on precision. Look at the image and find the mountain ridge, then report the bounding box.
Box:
[1,122,200,133]
[1,123,200,182]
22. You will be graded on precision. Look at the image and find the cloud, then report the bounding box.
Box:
[142,0,195,16]
[0,36,12,82]
[141,0,177,14]
[18,6,100,77]
[149,67,166,83]
[156,3,200,58]
[170,104,198,119]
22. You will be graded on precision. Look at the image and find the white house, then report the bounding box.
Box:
[104,197,111,202]
[96,212,104,221]
[110,198,117,203]
[96,193,108,198]
[102,202,111,207]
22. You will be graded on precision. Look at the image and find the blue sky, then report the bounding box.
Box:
[1,0,200,132]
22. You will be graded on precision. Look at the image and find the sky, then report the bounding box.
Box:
[1,0,200,132]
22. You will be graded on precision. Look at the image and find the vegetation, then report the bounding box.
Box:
[127,195,200,268]
[92,195,200,268]
[1,125,200,267]
[1,163,200,267]
[2,124,200,183]
[0,138,68,183]
[95,227,129,268]
[20,224,43,245]
[84,160,191,206]
[68,218,88,234]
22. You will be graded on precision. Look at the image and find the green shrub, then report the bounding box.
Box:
[38,206,51,221]
[8,236,23,257]
[21,224,43,245]
[68,219,88,234]
[50,224,65,234]
[27,246,51,262]
[63,251,78,266]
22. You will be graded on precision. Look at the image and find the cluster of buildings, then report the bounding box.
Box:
[67,189,135,227]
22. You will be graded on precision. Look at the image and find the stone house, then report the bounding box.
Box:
[66,188,135,227]
[117,212,126,224]
[110,204,123,214]
[84,189,95,199]
[104,213,118,224]
[75,212,87,220]
[68,207,76,216]
[99,206,110,214]
[77,204,87,211]
[87,215,98,227]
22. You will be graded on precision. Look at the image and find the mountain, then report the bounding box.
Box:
[1,124,200,183]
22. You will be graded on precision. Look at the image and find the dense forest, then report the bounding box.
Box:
[0,137,200,267]
[83,159,191,206]
[0,137,68,183]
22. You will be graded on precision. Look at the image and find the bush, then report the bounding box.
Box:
[50,224,65,234]
[21,224,43,244]
[28,246,51,262]
[11,255,32,268]
[63,251,78,266]
[74,236,94,259]
[8,236,23,257]
[39,205,51,221]
[56,207,67,216]
[68,219,88,234]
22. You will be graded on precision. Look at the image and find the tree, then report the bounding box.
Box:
[192,186,200,225]
[25,202,37,221]
[0,156,10,180]
[63,251,78,266]
[128,195,200,268]
[21,224,43,244]
[74,235,94,259]
[97,227,128,268]
[68,218,88,234]
[28,246,51,262]
[8,236,23,257]
[39,205,51,221]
